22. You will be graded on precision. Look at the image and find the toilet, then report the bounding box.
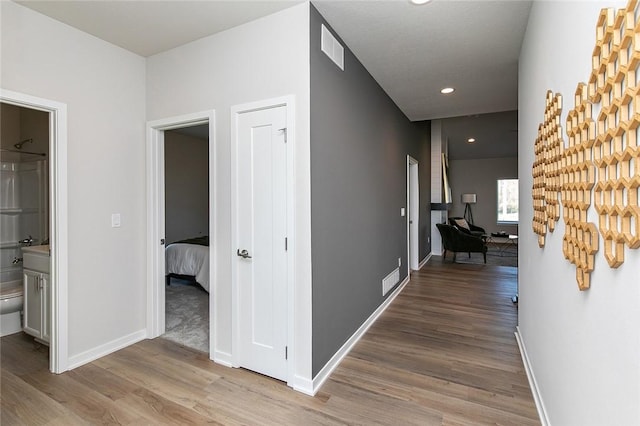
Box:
[0,280,24,337]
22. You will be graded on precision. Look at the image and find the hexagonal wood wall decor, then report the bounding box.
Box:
[590,2,640,269]
[563,83,599,290]
[533,91,564,247]
[532,121,548,247]
[533,0,640,290]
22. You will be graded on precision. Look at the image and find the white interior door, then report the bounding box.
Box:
[408,158,419,270]
[235,105,288,381]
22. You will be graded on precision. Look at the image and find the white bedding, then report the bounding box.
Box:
[165,243,210,292]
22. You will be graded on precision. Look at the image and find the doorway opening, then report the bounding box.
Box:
[162,125,210,352]
[0,89,68,373]
[146,111,215,358]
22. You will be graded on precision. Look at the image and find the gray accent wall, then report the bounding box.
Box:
[448,157,518,236]
[164,129,209,244]
[310,5,431,376]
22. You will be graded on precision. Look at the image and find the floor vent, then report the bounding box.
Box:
[382,267,400,296]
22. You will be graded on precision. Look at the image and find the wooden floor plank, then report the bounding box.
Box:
[1,260,538,425]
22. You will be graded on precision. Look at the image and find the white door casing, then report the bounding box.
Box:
[407,156,419,272]
[146,111,215,359]
[233,104,288,382]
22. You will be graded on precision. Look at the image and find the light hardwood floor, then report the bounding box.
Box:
[1,259,539,425]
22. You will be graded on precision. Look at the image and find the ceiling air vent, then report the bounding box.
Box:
[321,24,344,71]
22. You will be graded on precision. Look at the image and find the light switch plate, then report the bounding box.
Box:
[111,213,121,228]
[401,208,405,216]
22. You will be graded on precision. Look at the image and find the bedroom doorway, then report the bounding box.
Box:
[163,125,210,352]
[146,110,215,359]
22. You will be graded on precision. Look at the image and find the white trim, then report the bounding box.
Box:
[213,350,233,368]
[230,95,296,387]
[0,89,69,374]
[515,326,550,426]
[291,375,315,396]
[67,329,146,370]
[310,274,412,396]
[419,253,431,269]
[146,111,216,361]
[406,155,419,275]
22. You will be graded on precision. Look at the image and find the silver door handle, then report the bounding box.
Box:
[237,249,252,259]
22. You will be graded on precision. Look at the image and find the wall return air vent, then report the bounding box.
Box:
[321,24,344,71]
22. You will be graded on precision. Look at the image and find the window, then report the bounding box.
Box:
[497,179,518,223]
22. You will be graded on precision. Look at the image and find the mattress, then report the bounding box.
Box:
[165,241,210,292]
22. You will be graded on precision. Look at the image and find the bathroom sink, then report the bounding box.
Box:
[21,244,50,255]
[21,245,50,274]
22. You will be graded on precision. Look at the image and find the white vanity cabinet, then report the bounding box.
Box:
[22,245,50,344]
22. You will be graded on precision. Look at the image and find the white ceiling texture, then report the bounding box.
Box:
[16,0,531,159]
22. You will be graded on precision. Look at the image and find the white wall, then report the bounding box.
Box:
[519,1,640,424]
[146,3,312,386]
[1,2,147,359]
[164,131,208,244]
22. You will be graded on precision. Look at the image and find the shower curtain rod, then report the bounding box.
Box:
[0,148,46,157]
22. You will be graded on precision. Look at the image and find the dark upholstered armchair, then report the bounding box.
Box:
[436,223,487,263]
[448,217,486,238]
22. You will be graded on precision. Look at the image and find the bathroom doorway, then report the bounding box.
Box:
[0,103,50,359]
[0,90,68,373]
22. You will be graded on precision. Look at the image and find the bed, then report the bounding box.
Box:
[165,236,210,292]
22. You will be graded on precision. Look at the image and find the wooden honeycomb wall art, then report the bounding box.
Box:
[532,0,640,289]
[563,83,599,290]
[590,3,640,269]
[532,91,564,247]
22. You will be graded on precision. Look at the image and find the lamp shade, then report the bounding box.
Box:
[461,193,477,204]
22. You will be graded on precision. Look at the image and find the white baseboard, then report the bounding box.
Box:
[310,274,412,395]
[419,253,431,269]
[213,350,233,368]
[291,375,314,396]
[515,326,550,426]
[67,329,147,370]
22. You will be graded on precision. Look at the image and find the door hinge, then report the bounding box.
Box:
[285,346,288,360]
[160,238,165,246]
[279,127,287,143]
[285,237,288,251]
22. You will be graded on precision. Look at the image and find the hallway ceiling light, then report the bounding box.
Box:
[440,87,455,94]
[467,138,476,143]
[410,0,433,5]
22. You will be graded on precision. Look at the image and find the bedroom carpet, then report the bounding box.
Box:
[163,278,209,353]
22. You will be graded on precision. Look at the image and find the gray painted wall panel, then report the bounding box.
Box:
[448,157,518,236]
[164,130,209,244]
[310,5,431,376]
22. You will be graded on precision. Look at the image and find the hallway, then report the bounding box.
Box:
[1,260,538,425]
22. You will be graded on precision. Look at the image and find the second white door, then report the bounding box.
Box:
[235,104,288,381]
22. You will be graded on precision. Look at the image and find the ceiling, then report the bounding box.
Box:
[16,0,530,158]
[443,110,518,160]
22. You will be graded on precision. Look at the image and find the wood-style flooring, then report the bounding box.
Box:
[1,259,539,425]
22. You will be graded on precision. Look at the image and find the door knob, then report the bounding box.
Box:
[237,249,252,259]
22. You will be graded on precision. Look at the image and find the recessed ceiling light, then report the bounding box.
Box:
[467,138,476,143]
[410,0,432,4]
[440,87,455,94]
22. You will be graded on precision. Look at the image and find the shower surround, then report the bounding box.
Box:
[0,157,48,335]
